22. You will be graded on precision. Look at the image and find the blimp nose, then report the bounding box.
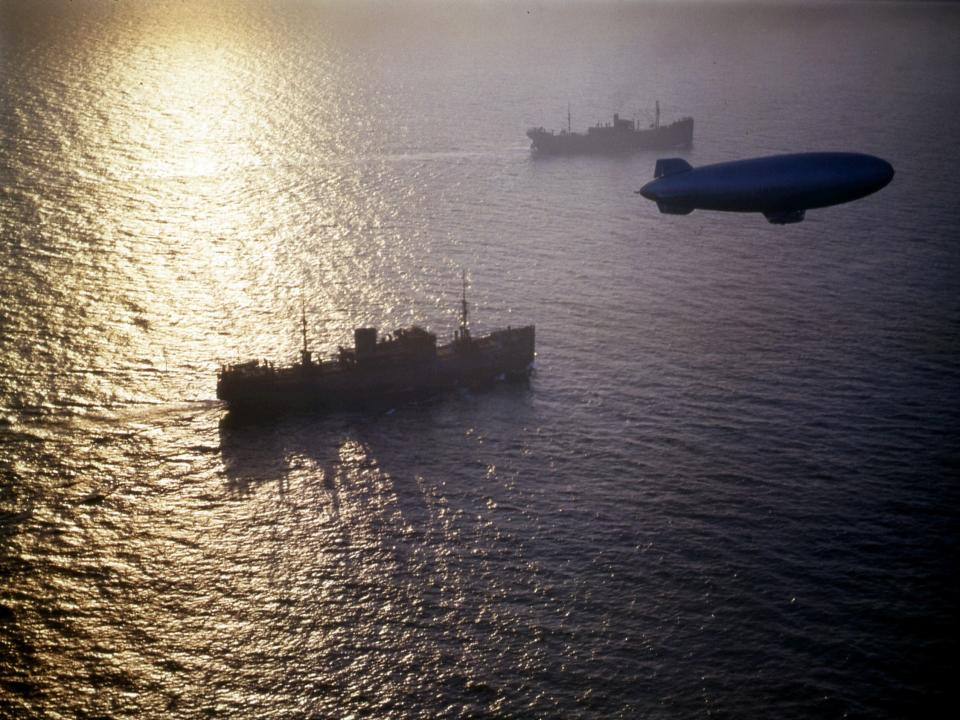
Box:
[877,158,895,187]
[636,180,660,200]
[860,155,894,192]
[861,154,895,191]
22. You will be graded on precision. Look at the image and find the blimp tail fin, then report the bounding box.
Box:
[657,202,694,215]
[654,158,692,179]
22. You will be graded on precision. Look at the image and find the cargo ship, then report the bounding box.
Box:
[216,277,535,415]
[527,101,693,155]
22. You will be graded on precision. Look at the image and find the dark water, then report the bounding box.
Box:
[2,1,959,717]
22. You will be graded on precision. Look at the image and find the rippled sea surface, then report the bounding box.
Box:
[2,1,959,717]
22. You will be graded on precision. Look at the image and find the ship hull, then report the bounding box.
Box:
[217,326,535,416]
[528,117,693,155]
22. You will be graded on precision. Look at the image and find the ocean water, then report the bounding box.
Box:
[1,1,958,717]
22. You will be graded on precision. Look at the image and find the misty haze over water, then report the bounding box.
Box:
[1,1,958,717]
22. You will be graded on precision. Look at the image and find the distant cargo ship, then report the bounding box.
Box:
[527,101,693,155]
[217,276,535,415]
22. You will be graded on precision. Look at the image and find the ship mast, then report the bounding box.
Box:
[567,103,571,134]
[459,270,470,341]
[300,294,312,366]
[655,100,660,130]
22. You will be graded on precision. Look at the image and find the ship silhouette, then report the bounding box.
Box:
[217,275,535,416]
[527,101,693,155]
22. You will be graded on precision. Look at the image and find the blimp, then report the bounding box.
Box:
[637,152,894,224]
